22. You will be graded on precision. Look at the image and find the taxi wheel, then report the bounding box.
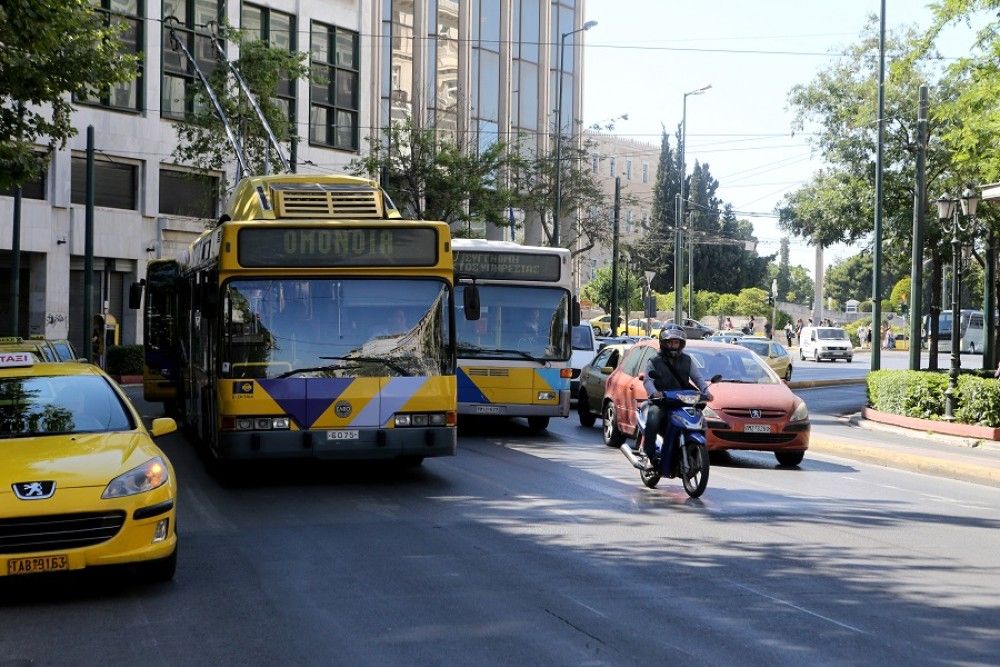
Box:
[141,546,177,583]
[577,391,597,427]
[775,451,805,467]
[785,365,793,381]
[602,401,625,447]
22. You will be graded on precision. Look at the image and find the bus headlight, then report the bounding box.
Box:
[394,413,448,427]
[537,391,556,400]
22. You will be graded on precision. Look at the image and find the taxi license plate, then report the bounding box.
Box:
[7,555,69,576]
[327,430,359,441]
[744,424,772,433]
[475,405,504,415]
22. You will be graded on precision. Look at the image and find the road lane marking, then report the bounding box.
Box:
[728,581,867,635]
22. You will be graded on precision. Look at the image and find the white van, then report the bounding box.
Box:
[570,325,601,403]
[799,326,853,362]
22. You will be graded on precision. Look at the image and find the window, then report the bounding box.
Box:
[1,163,46,200]
[159,169,218,218]
[162,0,223,119]
[642,162,649,183]
[626,159,632,180]
[70,156,138,210]
[310,21,360,150]
[591,347,613,369]
[242,3,296,123]
[77,0,143,111]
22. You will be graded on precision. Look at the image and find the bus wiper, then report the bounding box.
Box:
[485,347,547,362]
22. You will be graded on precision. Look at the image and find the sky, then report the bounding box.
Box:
[582,0,985,277]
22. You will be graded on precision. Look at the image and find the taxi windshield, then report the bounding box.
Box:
[0,375,134,437]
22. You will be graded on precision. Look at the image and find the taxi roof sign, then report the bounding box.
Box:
[0,336,24,344]
[0,352,34,367]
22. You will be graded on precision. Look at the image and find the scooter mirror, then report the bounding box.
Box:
[710,374,723,384]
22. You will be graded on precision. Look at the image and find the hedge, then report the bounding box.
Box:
[106,345,144,376]
[867,369,1000,427]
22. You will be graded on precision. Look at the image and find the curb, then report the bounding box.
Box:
[808,435,1000,488]
[787,378,867,389]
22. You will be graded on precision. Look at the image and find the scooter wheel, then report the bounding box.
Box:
[680,444,710,498]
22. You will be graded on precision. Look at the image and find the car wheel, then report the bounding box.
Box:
[775,451,805,467]
[141,545,177,583]
[577,391,596,427]
[602,401,625,447]
[785,365,792,381]
[527,416,550,433]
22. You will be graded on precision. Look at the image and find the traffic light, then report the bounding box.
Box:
[766,295,774,306]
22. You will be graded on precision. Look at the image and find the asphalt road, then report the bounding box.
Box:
[2,388,998,665]
[789,348,990,382]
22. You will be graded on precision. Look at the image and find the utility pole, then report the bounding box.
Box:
[84,126,95,363]
[673,193,682,324]
[687,214,694,318]
[610,176,621,336]
[871,0,887,371]
[909,85,928,370]
[771,279,779,339]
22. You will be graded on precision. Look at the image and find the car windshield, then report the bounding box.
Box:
[0,375,134,437]
[572,325,594,350]
[688,348,780,385]
[223,278,452,379]
[817,329,848,340]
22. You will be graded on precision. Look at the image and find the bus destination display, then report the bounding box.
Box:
[455,251,561,282]
[238,227,438,267]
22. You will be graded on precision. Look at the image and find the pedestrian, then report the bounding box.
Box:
[866,327,873,349]
[784,322,794,347]
[994,360,1000,380]
[857,325,866,350]
[725,316,734,330]
[763,318,772,339]
[748,315,756,334]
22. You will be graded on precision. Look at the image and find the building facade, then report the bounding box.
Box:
[577,131,658,290]
[0,0,589,351]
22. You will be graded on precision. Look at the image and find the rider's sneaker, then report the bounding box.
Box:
[641,457,657,472]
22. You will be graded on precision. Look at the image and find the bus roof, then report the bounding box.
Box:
[224,173,399,222]
[451,238,571,258]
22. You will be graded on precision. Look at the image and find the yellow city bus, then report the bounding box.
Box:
[133,174,461,467]
[452,239,578,432]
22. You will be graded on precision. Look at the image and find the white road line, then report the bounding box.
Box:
[728,581,867,635]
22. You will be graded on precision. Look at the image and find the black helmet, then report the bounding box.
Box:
[659,325,686,356]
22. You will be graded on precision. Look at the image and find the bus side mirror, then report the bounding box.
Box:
[572,299,581,326]
[128,280,144,310]
[463,284,480,321]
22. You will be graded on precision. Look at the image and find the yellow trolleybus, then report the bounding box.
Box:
[452,239,577,432]
[133,174,460,466]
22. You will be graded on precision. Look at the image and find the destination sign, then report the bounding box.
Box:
[238,227,438,267]
[454,251,561,282]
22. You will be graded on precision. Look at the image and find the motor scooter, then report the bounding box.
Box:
[619,388,711,498]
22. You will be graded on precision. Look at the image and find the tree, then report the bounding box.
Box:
[172,29,308,186]
[352,119,518,229]
[581,266,642,318]
[0,0,139,189]
[766,259,814,304]
[775,237,792,299]
[630,128,680,294]
[889,277,911,312]
[734,288,771,317]
[824,253,874,306]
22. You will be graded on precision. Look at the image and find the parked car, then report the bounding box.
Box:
[0,336,61,363]
[663,318,715,340]
[576,343,632,427]
[588,314,614,336]
[48,339,81,362]
[705,333,744,345]
[798,326,854,362]
[570,325,601,402]
[0,355,179,581]
[625,318,662,337]
[601,339,809,466]
[736,336,793,380]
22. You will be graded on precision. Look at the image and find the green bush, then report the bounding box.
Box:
[867,369,1000,426]
[106,345,144,376]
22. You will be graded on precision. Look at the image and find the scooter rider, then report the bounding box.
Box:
[641,326,713,469]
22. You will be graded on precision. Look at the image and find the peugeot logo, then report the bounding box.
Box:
[334,400,352,418]
[749,409,762,419]
[13,481,56,500]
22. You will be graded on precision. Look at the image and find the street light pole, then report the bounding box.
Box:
[937,188,980,420]
[675,84,711,322]
[553,20,597,248]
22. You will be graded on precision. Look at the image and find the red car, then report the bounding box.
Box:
[601,339,810,466]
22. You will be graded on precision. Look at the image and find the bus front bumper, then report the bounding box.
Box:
[217,427,457,461]
[459,390,570,418]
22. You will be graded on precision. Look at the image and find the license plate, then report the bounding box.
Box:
[744,424,772,433]
[475,405,504,415]
[326,430,359,441]
[7,555,69,576]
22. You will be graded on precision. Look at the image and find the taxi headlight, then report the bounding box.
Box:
[102,457,169,498]
[790,401,809,422]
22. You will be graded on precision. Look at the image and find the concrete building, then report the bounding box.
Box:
[576,131,658,290]
[0,0,589,352]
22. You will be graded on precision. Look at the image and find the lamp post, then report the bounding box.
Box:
[674,84,711,323]
[936,187,979,420]
[644,270,656,335]
[553,19,597,248]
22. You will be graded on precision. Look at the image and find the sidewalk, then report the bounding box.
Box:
[808,415,1000,488]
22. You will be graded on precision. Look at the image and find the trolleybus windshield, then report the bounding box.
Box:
[455,285,570,361]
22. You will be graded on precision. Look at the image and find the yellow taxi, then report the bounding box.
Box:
[0,336,61,363]
[0,353,178,581]
[625,318,662,337]
[736,336,794,381]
